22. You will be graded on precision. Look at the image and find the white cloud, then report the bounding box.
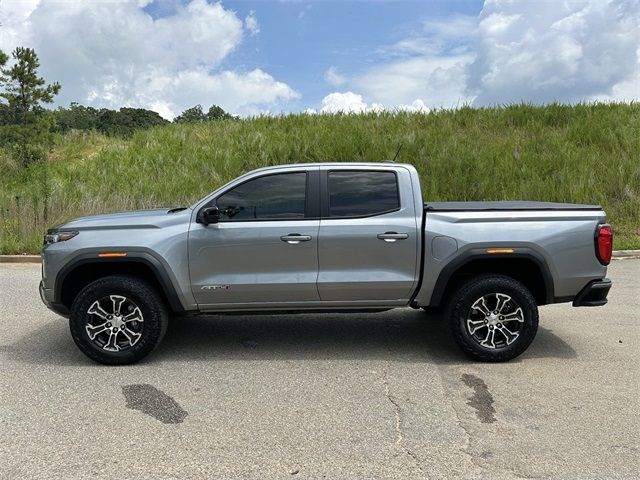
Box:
[324,66,346,87]
[0,0,297,118]
[591,47,640,102]
[322,0,638,112]
[422,14,478,40]
[320,92,369,114]
[121,68,298,118]
[318,92,428,114]
[397,99,429,113]
[334,13,476,110]
[378,14,477,59]
[468,0,640,104]
[245,10,260,36]
[354,55,473,109]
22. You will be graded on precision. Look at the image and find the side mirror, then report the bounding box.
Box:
[197,206,220,225]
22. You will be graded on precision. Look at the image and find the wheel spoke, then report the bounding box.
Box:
[86,322,109,340]
[103,330,120,351]
[497,325,520,345]
[87,301,110,320]
[466,319,486,335]
[120,327,142,347]
[480,328,497,348]
[123,307,144,323]
[110,295,126,316]
[503,307,524,323]
[495,293,511,314]
[471,297,491,316]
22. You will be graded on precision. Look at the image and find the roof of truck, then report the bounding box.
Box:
[245,162,413,172]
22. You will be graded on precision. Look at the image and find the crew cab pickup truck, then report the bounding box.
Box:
[40,163,613,364]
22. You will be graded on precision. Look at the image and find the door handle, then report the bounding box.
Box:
[377,232,409,242]
[280,234,312,244]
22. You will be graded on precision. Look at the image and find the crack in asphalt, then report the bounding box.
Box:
[382,368,403,447]
[382,368,427,477]
[405,450,426,476]
[448,384,484,471]
[382,321,427,477]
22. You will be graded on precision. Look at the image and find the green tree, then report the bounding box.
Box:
[53,102,100,132]
[174,104,206,123]
[96,107,167,136]
[118,107,167,131]
[206,104,232,120]
[0,47,60,165]
[174,104,232,123]
[53,104,167,136]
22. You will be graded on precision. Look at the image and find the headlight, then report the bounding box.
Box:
[44,231,79,245]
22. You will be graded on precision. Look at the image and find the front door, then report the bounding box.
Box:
[189,169,320,309]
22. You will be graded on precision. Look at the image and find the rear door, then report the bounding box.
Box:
[189,167,321,309]
[317,166,420,303]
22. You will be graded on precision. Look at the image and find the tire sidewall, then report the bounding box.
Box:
[449,275,539,362]
[69,275,167,365]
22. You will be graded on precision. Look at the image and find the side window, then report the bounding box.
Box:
[216,172,307,221]
[328,171,400,218]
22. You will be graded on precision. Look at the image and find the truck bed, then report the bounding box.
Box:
[424,201,602,212]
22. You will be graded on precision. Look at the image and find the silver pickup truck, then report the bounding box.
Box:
[40,162,613,365]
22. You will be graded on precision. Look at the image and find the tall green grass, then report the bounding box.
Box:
[1,103,638,254]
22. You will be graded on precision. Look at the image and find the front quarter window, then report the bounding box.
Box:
[216,172,307,221]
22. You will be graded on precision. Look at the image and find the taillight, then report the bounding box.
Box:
[595,224,613,265]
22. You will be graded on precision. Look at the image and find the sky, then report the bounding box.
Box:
[0,0,638,119]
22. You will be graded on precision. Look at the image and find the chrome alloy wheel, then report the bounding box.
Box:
[466,293,524,349]
[85,295,144,352]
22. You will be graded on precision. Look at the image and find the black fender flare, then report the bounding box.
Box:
[55,251,186,313]
[429,247,555,306]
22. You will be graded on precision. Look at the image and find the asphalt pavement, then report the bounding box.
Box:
[1,260,638,479]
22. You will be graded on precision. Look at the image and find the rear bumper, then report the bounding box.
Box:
[572,279,612,307]
[39,280,69,317]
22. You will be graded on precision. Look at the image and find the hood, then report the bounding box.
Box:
[52,208,191,232]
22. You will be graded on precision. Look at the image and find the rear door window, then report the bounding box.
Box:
[328,171,400,218]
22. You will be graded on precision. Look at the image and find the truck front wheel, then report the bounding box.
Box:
[69,275,169,365]
[447,275,539,362]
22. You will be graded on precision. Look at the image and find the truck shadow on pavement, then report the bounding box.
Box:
[4,309,576,366]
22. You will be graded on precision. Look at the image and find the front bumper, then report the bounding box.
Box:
[39,280,69,317]
[572,279,612,307]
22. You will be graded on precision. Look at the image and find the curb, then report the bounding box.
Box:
[2,250,640,264]
[612,250,640,259]
[0,255,42,263]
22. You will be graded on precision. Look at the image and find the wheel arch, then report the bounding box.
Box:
[430,249,554,307]
[55,253,185,313]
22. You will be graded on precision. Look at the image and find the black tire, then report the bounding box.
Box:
[447,275,538,362]
[69,275,169,365]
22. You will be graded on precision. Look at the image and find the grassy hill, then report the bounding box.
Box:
[1,103,639,254]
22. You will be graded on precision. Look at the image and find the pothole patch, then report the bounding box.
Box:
[122,384,188,424]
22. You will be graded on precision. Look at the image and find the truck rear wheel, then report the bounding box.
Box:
[69,275,169,365]
[447,275,538,362]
